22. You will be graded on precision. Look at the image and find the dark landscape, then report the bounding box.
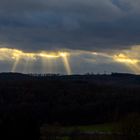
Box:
[0,72,140,139]
[1,0,140,139]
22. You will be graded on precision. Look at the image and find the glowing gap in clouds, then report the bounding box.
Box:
[113,53,140,74]
[0,48,71,74]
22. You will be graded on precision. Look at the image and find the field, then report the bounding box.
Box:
[63,123,115,133]
[41,123,140,140]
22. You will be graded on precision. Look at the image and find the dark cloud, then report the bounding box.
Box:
[0,0,140,52]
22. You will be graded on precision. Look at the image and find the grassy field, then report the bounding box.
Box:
[62,123,116,133]
[41,123,140,140]
[41,122,118,135]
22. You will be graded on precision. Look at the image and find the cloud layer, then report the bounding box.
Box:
[1,0,140,74]
[0,0,140,51]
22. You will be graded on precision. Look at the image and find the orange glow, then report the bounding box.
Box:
[0,48,71,74]
[113,53,140,74]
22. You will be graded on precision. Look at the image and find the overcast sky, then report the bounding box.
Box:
[0,0,140,74]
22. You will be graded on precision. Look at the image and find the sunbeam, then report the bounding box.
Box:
[0,48,72,74]
[11,56,21,72]
[113,53,140,74]
[40,57,54,73]
[60,52,72,75]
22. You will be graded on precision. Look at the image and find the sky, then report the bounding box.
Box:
[0,0,140,74]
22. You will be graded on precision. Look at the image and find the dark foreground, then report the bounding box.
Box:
[41,134,140,140]
[0,72,140,139]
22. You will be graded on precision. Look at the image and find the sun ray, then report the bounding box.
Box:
[23,58,30,73]
[41,57,53,73]
[113,53,140,74]
[0,48,72,74]
[60,52,72,75]
[11,56,21,72]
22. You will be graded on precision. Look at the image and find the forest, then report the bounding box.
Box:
[0,72,140,139]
